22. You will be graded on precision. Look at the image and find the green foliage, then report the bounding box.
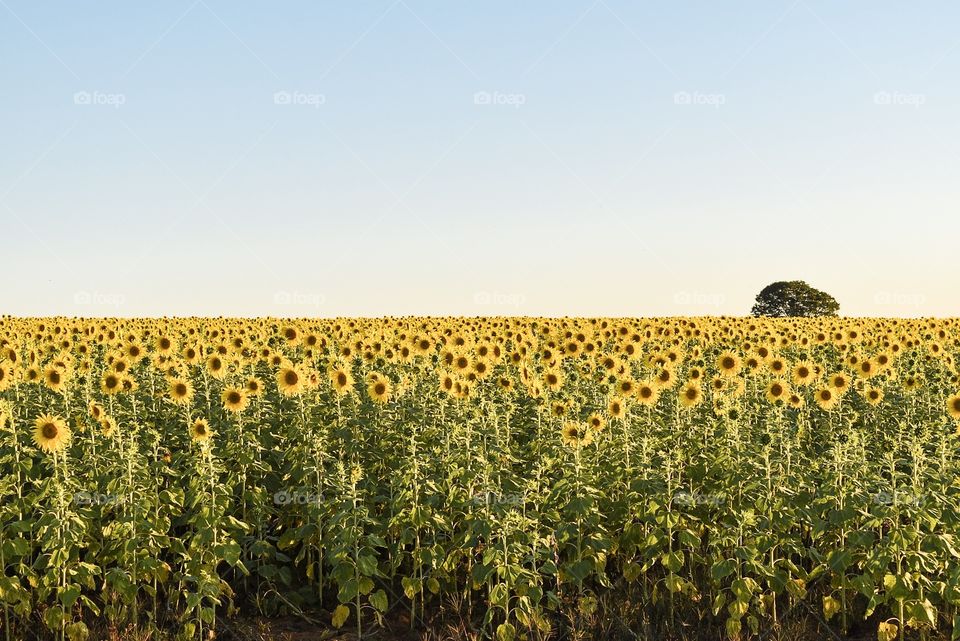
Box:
[751,280,840,317]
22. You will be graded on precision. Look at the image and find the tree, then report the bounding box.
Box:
[751,281,839,317]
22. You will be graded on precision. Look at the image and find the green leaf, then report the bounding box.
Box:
[878,621,898,641]
[357,553,379,577]
[711,559,737,581]
[663,550,684,573]
[332,604,350,628]
[59,585,81,610]
[496,622,516,641]
[370,589,388,612]
[402,576,421,600]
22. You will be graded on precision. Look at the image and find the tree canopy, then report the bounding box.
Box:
[751,281,839,317]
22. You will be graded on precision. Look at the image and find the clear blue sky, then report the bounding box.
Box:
[2,0,958,317]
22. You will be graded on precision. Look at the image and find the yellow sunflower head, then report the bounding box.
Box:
[277,366,304,396]
[367,378,392,404]
[947,393,960,421]
[221,387,249,414]
[33,414,70,454]
[560,422,593,448]
[189,418,213,443]
[168,378,194,405]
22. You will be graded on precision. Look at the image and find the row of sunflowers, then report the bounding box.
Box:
[1,316,960,640]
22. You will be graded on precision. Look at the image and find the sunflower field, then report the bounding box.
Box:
[2,316,960,641]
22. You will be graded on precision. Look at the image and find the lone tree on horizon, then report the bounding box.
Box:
[751,281,839,317]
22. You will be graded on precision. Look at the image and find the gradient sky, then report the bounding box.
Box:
[2,1,958,317]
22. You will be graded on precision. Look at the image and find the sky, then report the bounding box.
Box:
[2,0,958,318]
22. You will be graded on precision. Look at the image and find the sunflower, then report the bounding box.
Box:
[43,364,67,392]
[560,422,593,448]
[221,387,249,413]
[101,372,122,395]
[828,372,850,393]
[679,382,703,408]
[543,369,563,391]
[238,377,259,397]
[182,345,201,364]
[769,358,787,376]
[368,378,392,404]
[33,414,70,453]
[858,359,878,379]
[190,418,213,442]
[155,335,175,354]
[765,380,789,404]
[24,367,41,384]
[787,393,804,409]
[121,375,138,393]
[947,393,960,420]
[635,381,660,406]
[99,415,117,438]
[88,401,104,421]
[281,325,300,345]
[716,352,741,377]
[903,375,922,392]
[616,378,636,396]
[206,355,227,380]
[0,363,11,391]
[330,366,354,395]
[607,397,626,419]
[277,366,304,396]
[864,386,883,406]
[439,372,456,395]
[792,361,816,386]
[124,343,143,361]
[168,378,194,405]
[814,387,840,411]
[587,413,606,432]
[655,367,676,389]
[550,401,568,418]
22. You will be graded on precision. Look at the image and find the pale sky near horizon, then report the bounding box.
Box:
[2,1,959,318]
